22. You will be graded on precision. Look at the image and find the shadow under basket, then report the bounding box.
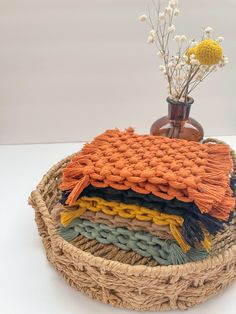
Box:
[28,138,236,311]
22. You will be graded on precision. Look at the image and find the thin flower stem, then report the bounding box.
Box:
[164,10,174,52]
[177,65,192,99]
[163,11,175,95]
[152,0,163,41]
[178,65,201,100]
[170,47,181,80]
[148,5,173,95]
[148,7,162,52]
[141,2,226,101]
[187,68,213,94]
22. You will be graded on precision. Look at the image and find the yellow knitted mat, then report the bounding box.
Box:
[51,203,174,240]
[60,196,211,252]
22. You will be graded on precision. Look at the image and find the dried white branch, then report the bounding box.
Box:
[139,0,227,102]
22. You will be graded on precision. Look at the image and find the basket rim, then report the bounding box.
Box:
[30,138,236,279]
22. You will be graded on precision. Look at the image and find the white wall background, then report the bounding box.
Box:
[0,0,235,144]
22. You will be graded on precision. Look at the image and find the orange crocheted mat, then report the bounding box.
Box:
[60,128,235,221]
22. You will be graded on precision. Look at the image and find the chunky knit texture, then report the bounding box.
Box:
[58,218,208,265]
[60,128,235,221]
[61,186,233,243]
[60,196,211,252]
[51,203,174,240]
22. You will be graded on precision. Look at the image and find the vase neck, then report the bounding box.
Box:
[167,97,194,121]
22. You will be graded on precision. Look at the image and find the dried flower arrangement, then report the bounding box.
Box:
[139,0,228,103]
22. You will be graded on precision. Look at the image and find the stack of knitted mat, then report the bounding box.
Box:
[53,128,235,266]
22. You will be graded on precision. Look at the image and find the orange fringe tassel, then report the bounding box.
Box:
[65,175,90,206]
[59,129,235,220]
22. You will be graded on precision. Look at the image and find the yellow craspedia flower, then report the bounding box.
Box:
[186,47,197,64]
[195,39,223,66]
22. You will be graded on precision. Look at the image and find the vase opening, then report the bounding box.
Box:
[167,97,194,122]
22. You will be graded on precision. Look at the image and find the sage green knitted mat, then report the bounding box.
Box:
[58,218,208,266]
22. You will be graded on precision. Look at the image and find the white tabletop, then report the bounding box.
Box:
[1,136,236,314]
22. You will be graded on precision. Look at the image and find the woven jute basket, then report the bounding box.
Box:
[29,139,236,311]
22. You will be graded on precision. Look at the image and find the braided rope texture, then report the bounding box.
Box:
[28,138,236,311]
[51,203,175,240]
[63,185,233,248]
[59,128,235,221]
[58,217,208,265]
[60,196,211,252]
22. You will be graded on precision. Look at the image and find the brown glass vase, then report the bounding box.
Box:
[150,97,204,142]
